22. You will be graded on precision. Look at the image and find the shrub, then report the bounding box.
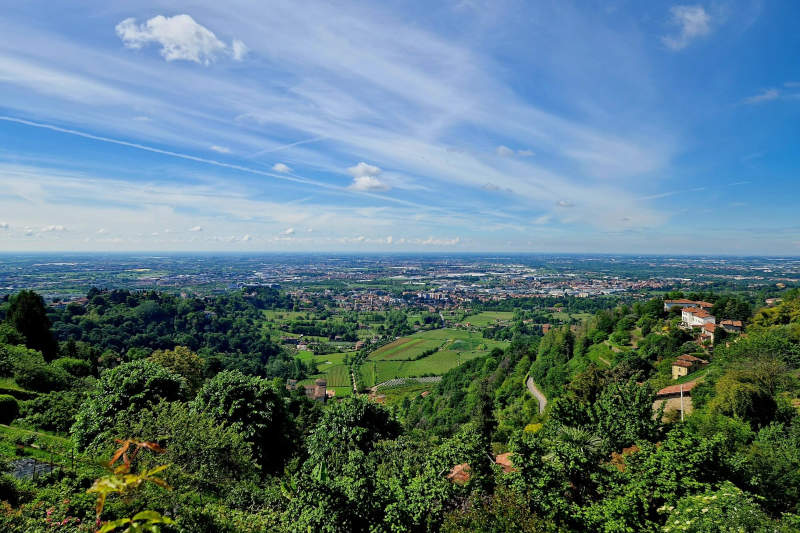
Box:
[13,357,69,393]
[0,394,19,424]
[51,357,92,377]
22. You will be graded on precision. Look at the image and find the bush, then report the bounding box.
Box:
[51,357,92,377]
[0,394,19,424]
[72,359,187,449]
[19,389,86,433]
[13,357,70,393]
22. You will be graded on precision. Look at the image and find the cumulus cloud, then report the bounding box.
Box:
[743,88,780,104]
[662,5,712,51]
[496,145,515,157]
[386,235,393,245]
[347,162,390,191]
[210,145,231,153]
[116,14,247,65]
[188,225,203,232]
[97,228,107,234]
[0,222,8,230]
[533,214,551,225]
[272,163,291,173]
[517,149,534,157]
[556,200,574,208]
[41,225,66,232]
[241,234,252,241]
[282,227,295,235]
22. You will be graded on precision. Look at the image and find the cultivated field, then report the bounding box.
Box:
[464,311,515,326]
[357,329,508,387]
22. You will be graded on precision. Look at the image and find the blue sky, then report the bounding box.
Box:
[0,0,798,253]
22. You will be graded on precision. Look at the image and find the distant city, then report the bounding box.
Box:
[2,254,797,305]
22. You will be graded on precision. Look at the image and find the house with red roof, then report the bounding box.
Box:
[671,354,708,380]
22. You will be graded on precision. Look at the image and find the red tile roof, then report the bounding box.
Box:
[657,381,699,396]
[721,320,742,327]
[672,360,693,368]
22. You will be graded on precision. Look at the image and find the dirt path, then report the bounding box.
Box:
[526,376,548,413]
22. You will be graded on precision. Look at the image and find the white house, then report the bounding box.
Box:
[664,299,714,312]
[681,307,716,328]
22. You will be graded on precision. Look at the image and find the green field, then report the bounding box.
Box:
[369,337,442,360]
[464,311,515,326]
[358,329,507,387]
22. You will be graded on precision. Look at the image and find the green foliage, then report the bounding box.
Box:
[113,401,257,492]
[72,359,187,449]
[19,389,86,433]
[51,356,92,377]
[531,326,574,397]
[707,373,777,427]
[87,439,174,533]
[192,370,287,474]
[661,482,774,533]
[592,378,662,454]
[12,350,70,392]
[149,346,204,392]
[0,323,25,346]
[0,394,19,424]
[4,290,58,360]
[745,422,800,515]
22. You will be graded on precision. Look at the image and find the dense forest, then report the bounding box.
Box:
[0,287,799,531]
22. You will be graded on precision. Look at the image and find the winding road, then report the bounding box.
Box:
[526,376,548,413]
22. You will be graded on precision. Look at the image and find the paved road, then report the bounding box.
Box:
[526,376,548,413]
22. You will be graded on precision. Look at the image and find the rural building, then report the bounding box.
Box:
[700,322,716,344]
[654,380,698,418]
[681,307,716,328]
[286,378,329,402]
[671,354,708,380]
[720,319,742,333]
[664,299,713,312]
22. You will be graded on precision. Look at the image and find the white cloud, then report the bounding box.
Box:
[96,228,107,234]
[210,145,231,153]
[231,39,249,61]
[517,149,534,157]
[556,200,574,208]
[41,224,66,232]
[282,227,295,235]
[496,145,514,157]
[188,225,203,232]
[533,215,551,225]
[0,222,8,230]
[347,161,390,191]
[386,235,393,244]
[743,88,780,104]
[115,15,246,65]
[241,234,252,241]
[662,5,712,51]
[272,163,292,173]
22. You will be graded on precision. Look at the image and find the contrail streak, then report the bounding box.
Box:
[249,135,327,158]
[0,115,442,212]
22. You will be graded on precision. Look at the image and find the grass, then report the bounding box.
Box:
[0,377,25,391]
[378,383,430,407]
[369,337,441,361]
[464,311,515,327]
[360,329,508,387]
[586,343,615,367]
